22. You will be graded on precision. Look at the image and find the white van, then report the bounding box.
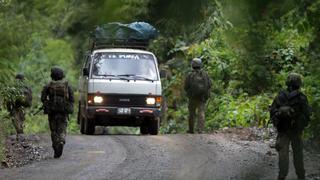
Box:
[78,48,162,135]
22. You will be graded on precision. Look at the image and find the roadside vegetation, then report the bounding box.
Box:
[1,0,320,161]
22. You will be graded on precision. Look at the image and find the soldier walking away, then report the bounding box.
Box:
[184,58,212,134]
[7,73,32,141]
[270,73,311,180]
[41,67,74,158]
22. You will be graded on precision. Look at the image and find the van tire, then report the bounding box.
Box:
[84,118,95,135]
[77,103,81,124]
[80,116,85,134]
[78,103,85,134]
[140,126,149,135]
[148,118,159,135]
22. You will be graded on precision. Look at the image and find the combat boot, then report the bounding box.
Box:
[187,130,194,134]
[54,142,64,158]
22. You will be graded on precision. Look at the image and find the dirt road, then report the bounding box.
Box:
[0,133,319,180]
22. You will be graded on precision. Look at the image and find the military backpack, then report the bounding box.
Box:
[188,70,210,98]
[15,84,32,108]
[48,80,72,114]
[270,90,309,132]
[22,86,32,107]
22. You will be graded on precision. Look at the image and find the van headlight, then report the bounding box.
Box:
[146,97,156,105]
[94,96,103,103]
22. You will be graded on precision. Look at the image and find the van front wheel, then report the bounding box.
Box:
[79,103,85,134]
[80,116,85,134]
[140,125,149,135]
[84,118,95,135]
[148,118,159,135]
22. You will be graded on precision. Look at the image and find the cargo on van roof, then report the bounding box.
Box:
[90,22,159,51]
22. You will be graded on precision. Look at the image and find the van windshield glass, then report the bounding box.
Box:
[92,52,158,80]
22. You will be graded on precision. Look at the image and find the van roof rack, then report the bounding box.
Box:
[90,38,149,51]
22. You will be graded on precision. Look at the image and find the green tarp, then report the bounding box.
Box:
[91,22,159,47]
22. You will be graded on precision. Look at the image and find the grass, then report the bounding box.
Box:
[0,110,14,162]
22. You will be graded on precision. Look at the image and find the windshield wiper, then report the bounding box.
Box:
[132,75,155,82]
[117,74,136,77]
[116,74,155,81]
[98,74,116,77]
[98,74,130,80]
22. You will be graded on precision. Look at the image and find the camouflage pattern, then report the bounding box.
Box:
[48,114,67,158]
[286,73,302,91]
[50,66,65,81]
[184,58,212,133]
[276,130,305,179]
[10,107,25,135]
[15,73,25,80]
[41,67,74,158]
[270,73,310,180]
[188,99,205,133]
[191,58,202,69]
[47,80,72,114]
[184,69,211,99]
[7,73,31,139]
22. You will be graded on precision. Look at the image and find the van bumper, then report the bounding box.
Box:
[86,106,161,126]
[86,106,161,118]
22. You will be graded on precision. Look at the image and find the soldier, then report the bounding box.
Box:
[184,58,212,133]
[270,73,311,180]
[7,73,32,140]
[41,67,74,158]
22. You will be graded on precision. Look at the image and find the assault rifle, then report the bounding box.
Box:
[33,106,44,116]
[33,102,49,116]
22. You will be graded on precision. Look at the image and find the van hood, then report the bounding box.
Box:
[88,79,162,96]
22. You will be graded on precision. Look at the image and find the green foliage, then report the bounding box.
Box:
[0,0,320,143]
[0,0,81,144]
[0,81,24,107]
[160,105,188,134]
[206,93,273,130]
[24,114,49,134]
[157,0,320,140]
[0,110,15,161]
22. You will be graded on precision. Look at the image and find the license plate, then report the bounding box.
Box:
[117,108,131,115]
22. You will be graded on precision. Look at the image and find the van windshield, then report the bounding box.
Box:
[92,52,158,81]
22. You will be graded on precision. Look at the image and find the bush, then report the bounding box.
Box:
[0,110,15,161]
[206,93,273,130]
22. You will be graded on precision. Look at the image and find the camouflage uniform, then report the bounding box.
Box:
[41,67,74,158]
[9,106,25,135]
[184,58,212,133]
[7,73,32,139]
[270,73,311,180]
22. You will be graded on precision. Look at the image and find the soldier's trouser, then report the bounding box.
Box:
[276,131,305,179]
[11,107,25,134]
[48,114,67,150]
[188,99,205,133]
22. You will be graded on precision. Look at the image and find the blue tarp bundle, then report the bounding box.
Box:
[91,22,159,47]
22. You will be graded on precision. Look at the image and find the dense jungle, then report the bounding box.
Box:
[0,0,320,161]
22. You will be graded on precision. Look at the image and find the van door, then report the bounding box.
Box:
[79,54,91,115]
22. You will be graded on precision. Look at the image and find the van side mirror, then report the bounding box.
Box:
[83,68,89,76]
[160,70,167,78]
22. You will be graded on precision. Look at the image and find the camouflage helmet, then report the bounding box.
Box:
[191,58,202,69]
[15,73,25,80]
[51,66,65,81]
[286,73,302,88]
[271,50,278,58]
